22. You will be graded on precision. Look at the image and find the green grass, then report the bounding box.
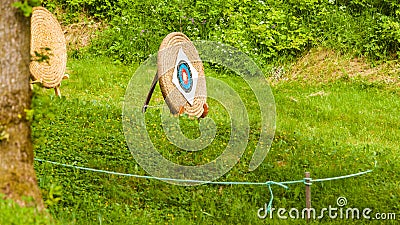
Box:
[30,56,400,224]
[0,194,54,225]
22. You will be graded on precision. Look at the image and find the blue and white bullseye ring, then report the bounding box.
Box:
[177,61,193,92]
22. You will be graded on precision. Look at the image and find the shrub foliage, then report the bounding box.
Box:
[43,0,400,63]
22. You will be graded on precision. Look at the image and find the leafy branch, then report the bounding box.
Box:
[31,47,53,65]
[12,0,42,17]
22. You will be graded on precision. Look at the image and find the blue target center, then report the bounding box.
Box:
[177,61,193,92]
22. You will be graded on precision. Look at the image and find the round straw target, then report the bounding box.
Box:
[157,32,208,118]
[30,7,67,93]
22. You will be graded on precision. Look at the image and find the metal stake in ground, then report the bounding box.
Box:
[305,172,312,222]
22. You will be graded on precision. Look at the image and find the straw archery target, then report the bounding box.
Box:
[158,32,207,118]
[30,7,67,89]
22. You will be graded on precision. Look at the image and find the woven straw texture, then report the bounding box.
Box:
[30,7,67,88]
[158,32,207,118]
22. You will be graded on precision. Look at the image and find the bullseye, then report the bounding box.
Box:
[182,70,188,84]
[177,61,193,92]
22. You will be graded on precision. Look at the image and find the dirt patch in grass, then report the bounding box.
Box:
[271,48,400,86]
[48,6,105,52]
[63,21,104,51]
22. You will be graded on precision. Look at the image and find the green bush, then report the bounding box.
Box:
[88,0,314,64]
[362,14,400,59]
[44,0,400,63]
[43,0,117,21]
[337,0,400,17]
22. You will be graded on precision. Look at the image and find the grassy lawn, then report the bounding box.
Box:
[31,55,400,224]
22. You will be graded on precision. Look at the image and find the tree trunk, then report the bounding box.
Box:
[0,1,43,208]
